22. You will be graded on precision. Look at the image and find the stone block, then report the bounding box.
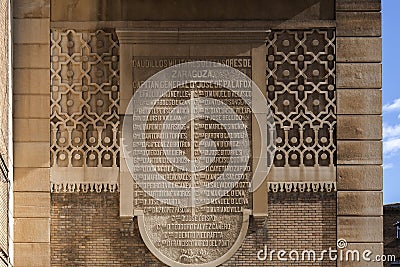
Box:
[337,243,384,267]
[14,243,50,267]
[13,69,50,95]
[14,167,50,192]
[13,0,50,18]
[14,142,50,168]
[14,44,49,68]
[13,95,50,119]
[337,141,382,165]
[337,115,381,140]
[336,0,381,11]
[337,12,381,37]
[337,216,383,242]
[337,63,381,89]
[14,119,49,142]
[14,218,50,243]
[13,19,49,44]
[14,192,50,217]
[337,89,381,115]
[338,191,382,216]
[337,165,382,191]
[337,37,381,63]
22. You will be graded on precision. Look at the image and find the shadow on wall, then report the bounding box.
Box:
[50,0,335,21]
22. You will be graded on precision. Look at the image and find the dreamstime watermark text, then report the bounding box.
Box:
[257,239,396,263]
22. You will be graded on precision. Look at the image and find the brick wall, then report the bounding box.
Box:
[51,192,336,266]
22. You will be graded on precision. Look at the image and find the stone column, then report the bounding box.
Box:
[12,0,51,266]
[336,0,383,265]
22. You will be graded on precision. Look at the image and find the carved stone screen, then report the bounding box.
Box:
[266,29,336,193]
[50,29,120,192]
[129,57,253,266]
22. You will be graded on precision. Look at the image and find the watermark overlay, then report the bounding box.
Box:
[257,239,396,263]
[122,61,276,207]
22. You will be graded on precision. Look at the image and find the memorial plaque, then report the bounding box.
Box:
[127,57,254,266]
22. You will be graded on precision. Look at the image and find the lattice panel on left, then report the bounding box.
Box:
[50,29,120,193]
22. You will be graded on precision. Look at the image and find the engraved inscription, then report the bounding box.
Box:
[131,57,252,265]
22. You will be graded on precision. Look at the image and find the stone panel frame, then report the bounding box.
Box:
[335,0,383,266]
[11,1,383,264]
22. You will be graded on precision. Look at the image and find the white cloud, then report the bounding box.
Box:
[383,124,400,139]
[384,163,394,170]
[383,138,400,155]
[383,98,400,112]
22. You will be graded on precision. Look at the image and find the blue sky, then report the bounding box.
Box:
[382,0,400,204]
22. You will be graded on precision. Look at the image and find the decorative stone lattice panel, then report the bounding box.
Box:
[266,29,336,189]
[50,29,119,193]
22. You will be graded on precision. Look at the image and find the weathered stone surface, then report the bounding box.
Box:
[337,141,382,165]
[13,69,50,95]
[337,115,382,140]
[13,95,50,119]
[14,44,49,68]
[337,216,383,242]
[337,165,382,191]
[13,0,50,18]
[338,191,382,216]
[13,19,49,44]
[14,243,50,267]
[337,243,384,267]
[337,12,381,37]
[337,37,381,63]
[14,119,49,142]
[337,63,381,89]
[14,142,50,168]
[336,0,381,11]
[14,192,50,217]
[337,89,381,115]
[14,218,50,243]
[14,167,50,192]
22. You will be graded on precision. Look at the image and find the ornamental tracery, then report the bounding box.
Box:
[50,29,119,192]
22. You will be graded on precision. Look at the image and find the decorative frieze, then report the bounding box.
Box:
[268,182,337,193]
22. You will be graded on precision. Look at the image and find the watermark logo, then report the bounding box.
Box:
[122,61,276,207]
[257,239,396,263]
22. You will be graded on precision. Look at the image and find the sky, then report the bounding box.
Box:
[382,0,400,204]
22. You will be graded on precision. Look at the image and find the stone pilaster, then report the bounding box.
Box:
[336,0,383,266]
[13,0,51,266]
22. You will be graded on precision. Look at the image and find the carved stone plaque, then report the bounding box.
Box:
[128,57,253,266]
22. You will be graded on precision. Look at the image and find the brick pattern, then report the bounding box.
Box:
[51,192,336,266]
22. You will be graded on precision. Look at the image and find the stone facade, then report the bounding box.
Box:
[9,0,383,266]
